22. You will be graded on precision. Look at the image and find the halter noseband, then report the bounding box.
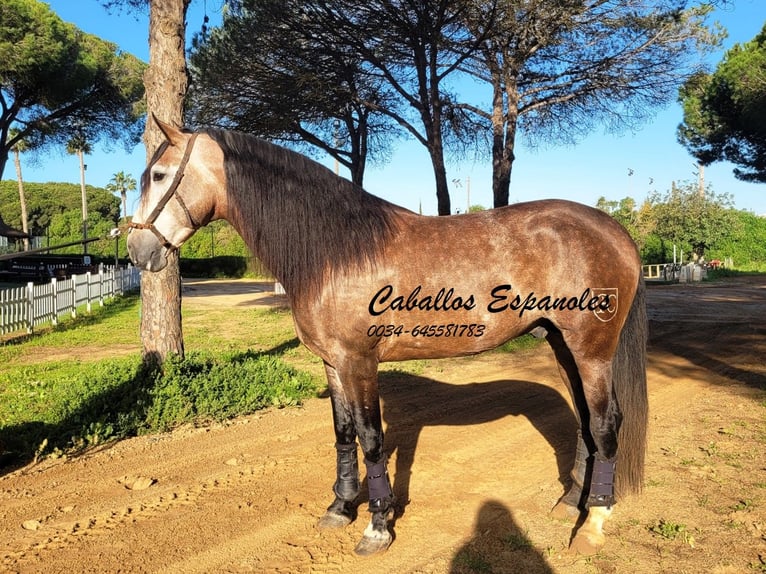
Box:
[128,133,200,251]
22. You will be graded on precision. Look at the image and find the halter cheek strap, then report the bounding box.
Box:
[128,133,200,250]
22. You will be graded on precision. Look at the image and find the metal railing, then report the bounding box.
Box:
[642,263,708,283]
[0,264,141,335]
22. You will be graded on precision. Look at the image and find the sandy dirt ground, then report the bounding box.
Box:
[1,276,765,574]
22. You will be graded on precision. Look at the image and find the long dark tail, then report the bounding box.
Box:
[613,277,648,497]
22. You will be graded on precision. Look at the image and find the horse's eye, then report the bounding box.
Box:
[152,171,165,183]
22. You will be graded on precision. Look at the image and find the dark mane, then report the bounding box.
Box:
[204,128,400,298]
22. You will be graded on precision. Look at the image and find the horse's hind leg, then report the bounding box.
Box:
[570,357,622,555]
[547,324,623,553]
[546,328,590,521]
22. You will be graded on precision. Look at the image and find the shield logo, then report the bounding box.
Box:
[592,288,618,323]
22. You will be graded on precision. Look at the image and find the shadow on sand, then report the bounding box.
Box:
[375,370,578,520]
[450,500,556,574]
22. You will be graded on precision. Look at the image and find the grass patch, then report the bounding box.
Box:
[0,350,317,467]
[495,334,545,353]
[648,519,696,547]
[0,292,319,468]
[145,350,316,432]
[452,549,493,574]
[505,531,533,551]
[0,293,142,358]
[705,267,766,280]
[181,306,297,353]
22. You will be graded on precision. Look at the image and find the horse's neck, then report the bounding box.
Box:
[222,169,412,299]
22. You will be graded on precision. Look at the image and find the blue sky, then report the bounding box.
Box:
[12,0,766,216]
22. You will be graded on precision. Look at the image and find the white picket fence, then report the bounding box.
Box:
[0,264,141,335]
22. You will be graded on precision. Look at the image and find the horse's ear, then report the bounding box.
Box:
[151,114,185,147]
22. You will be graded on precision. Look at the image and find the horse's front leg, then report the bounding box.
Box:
[318,362,361,529]
[319,359,395,555]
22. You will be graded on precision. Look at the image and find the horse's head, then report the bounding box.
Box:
[127,118,225,272]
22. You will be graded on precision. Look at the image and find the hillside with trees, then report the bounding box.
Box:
[0,180,119,255]
[5,175,761,271]
[0,178,252,263]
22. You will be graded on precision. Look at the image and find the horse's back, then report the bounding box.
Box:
[462,199,636,256]
[399,199,641,281]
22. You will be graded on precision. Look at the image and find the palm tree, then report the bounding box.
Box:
[9,128,30,250]
[66,133,93,252]
[106,171,137,221]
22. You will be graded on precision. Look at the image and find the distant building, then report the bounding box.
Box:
[0,213,30,253]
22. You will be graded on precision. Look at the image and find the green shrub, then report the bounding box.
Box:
[145,351,316,431]
[179,255,272,278]
[0,351,316,467]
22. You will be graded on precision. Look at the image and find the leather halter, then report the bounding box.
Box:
[128,133,200,251]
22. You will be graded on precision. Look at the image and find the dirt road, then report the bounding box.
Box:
[2,276,765,573]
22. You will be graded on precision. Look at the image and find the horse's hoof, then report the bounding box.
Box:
[354,523,392,556]
[569,530,605,555]
[550,500,581,522]
[318,512,352,530]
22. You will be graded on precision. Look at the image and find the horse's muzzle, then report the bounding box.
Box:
[127,230,168,272]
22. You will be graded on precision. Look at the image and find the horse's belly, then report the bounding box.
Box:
[370,316,527,362]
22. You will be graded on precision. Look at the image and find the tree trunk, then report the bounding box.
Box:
[492,77,519,209]
[426,82,451,216]
[349,113,368,187]
[13,149,29,251]
[492,118,516,208]
[0,150,8,184]
[140,0,191,362]
[431,145,451,215]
